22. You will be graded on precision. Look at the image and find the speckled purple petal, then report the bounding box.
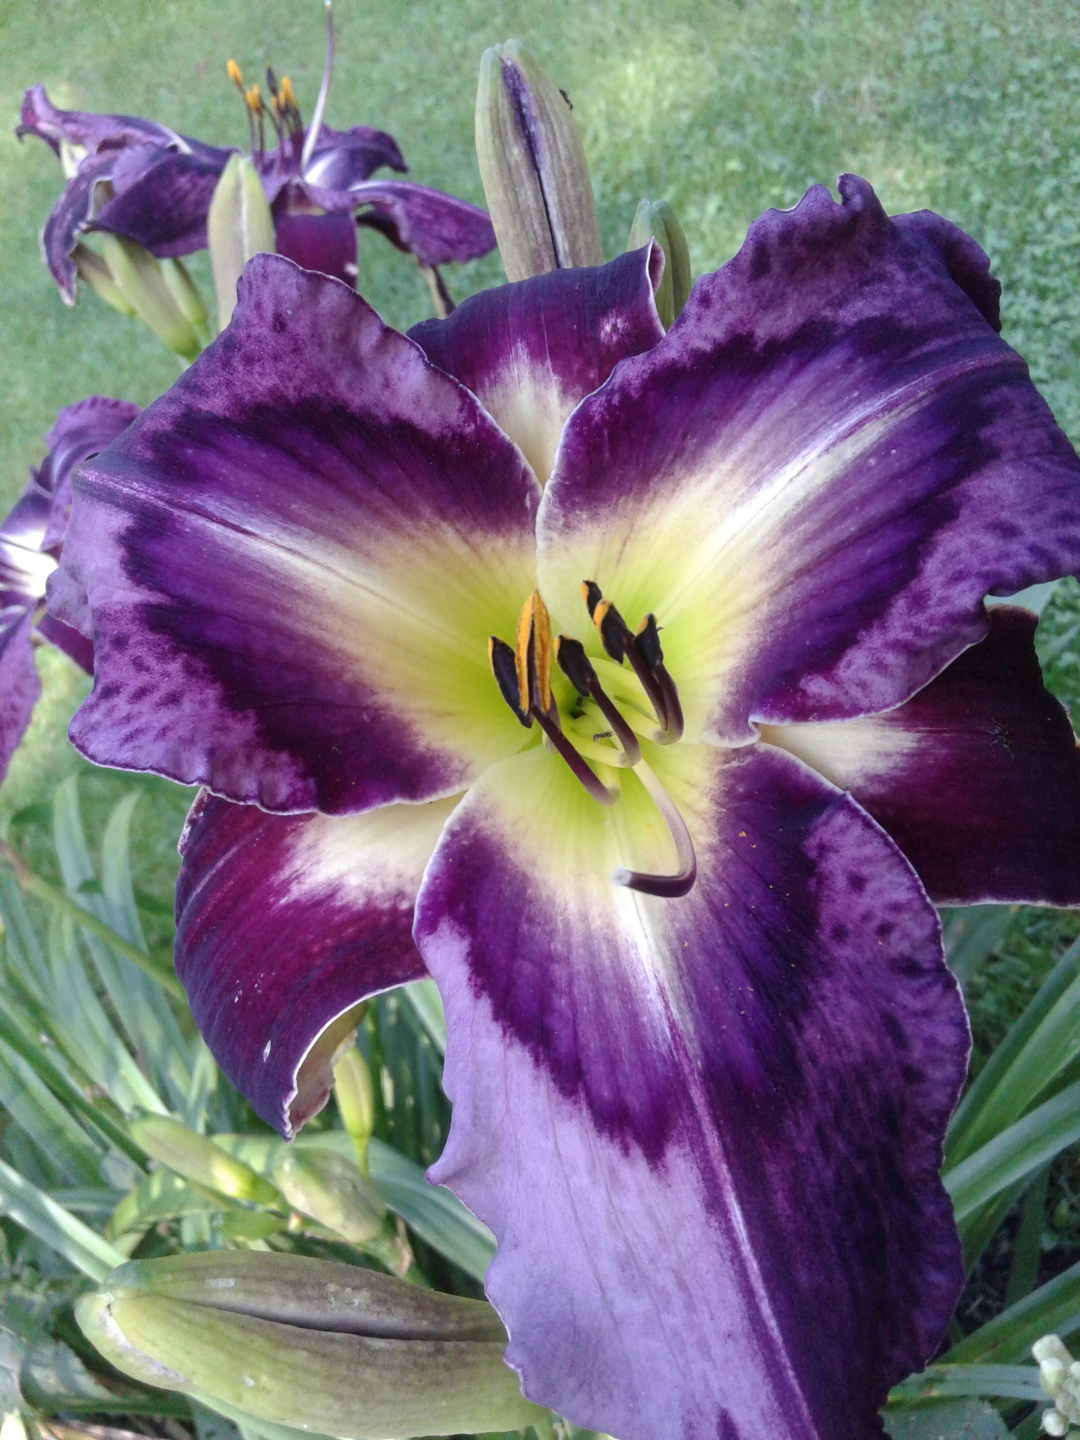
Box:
[50,255,541,813]
[0,609,42,781]
[272,209,358,285]
[301,122,407,187]
[764,605,1080,906]
[303,178,496,266]
[177,790,454,1138]
[410,247,664,483]
[537,175,1080,746]
[415,741,968,1440]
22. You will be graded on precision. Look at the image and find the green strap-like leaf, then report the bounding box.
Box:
[887,1363,1044,1404]
[945,1257,1080,1364]
[946,1078,1080,1221]
[0,1156,124,1280]
[947,934,1080,1166]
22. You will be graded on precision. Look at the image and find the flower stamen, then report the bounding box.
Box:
[581,581,682,742]
[556,636,641,765]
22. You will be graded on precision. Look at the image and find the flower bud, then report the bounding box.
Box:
[1043,1411,1069,1437]
[94,236,203,359]
[206,154,276,331]
[76,1252,546,1439]
[72,242,136,316]
[159,258,212,347]
[270,1146,385,1248]
[626,198,691,330]
[334,1047,377,1172]
[475,40,602,281]
[129,1115,282,1208]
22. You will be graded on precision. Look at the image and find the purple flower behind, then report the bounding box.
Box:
[0,397,139,780]
[18,61,495,301]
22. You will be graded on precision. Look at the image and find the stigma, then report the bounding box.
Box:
[488,584,696,898]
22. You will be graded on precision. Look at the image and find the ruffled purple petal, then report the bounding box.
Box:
[272,209,358,285]
[303,178,496,265]
[536,175,1080,746]
[410,246,664,484]
[0,486,54,602]
[301,122,407,187]
[37,396,142,551]
[764,604,1080,906]
[177,790,454,1137]
[40,151,119,304]
[0,609,42,781]
[17,83,181,156]
[89,145,232,258]
[50,255,541,813]
[415,741,968,1440]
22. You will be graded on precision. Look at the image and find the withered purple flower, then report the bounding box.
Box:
[17,18,495,299]
[49,179,1080,1439]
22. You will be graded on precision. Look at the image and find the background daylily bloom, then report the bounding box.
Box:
[48,176,1080,1440]
[0,396,138,781]
[17,73,496,299]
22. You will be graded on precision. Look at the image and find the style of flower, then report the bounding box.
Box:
[49,177,1080,1440]
[1,397,139,782]
[17,21,495,301]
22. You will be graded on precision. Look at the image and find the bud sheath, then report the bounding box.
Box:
[129,1115,282,1207]
[475,40,602,281]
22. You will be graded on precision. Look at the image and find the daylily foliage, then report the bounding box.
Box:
[46,153,1080,1440]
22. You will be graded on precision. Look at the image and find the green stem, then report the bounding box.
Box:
[0,842,185,1001]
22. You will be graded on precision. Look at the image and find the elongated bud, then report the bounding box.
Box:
[95,236,202,358]
[72,242,136,316]
[626,198,691,329]
[207,154,276,331]
[95,1251,506,1339]
[334,1047,377,1172]
[76,1253,546,1439]
[270,1146,385,1247]
[159,258,212,347]
[129,1115,282,1207]
[475,40,602,281]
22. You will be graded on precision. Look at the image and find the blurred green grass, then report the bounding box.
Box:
[1,0,1078,923]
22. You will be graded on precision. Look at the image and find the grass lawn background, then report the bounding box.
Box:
[1,0,1080,1302]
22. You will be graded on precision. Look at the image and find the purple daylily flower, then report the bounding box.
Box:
[0,397,139,781]
[48,176,1080,1439]
[17,46,496,300]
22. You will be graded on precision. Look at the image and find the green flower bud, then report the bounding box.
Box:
[270,1146,385,1248]
[129,1115,282,1208]
[207,154,276,331]
[333,1047,377,1173]
[626,198,691,329]
[76,1253,546,1440]
[475,40,602,281]
[95,235,203,359]
[71,242,136,316]
[159,258,212,347]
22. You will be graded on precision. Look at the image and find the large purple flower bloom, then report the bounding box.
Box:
[0,397,139,781]
[49,176,1080,1439]
[17,71,495,300]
